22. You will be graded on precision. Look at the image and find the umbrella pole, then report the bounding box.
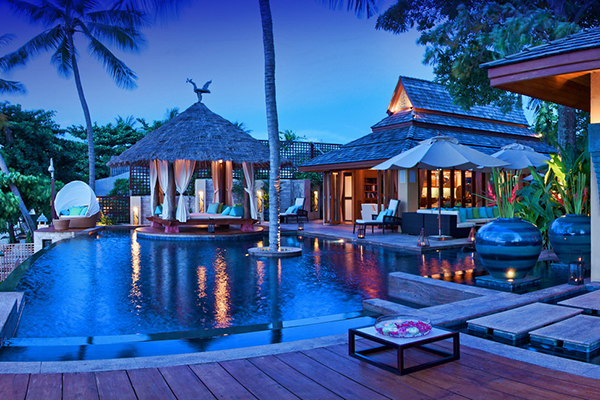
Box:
[438,169,442,237]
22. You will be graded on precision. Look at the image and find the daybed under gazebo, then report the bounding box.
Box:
[108,97,271,230]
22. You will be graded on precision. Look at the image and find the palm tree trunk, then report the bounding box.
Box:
[259,0,281,251]
[68,33,96,191]
[0,152,36,234]
[557,105,577,157]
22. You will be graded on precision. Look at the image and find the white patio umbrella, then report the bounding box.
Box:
[373,136,509,239]
[491,143,550,170]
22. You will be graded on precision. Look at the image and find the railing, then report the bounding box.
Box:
[0,243,34,281]
[98,196,131,224]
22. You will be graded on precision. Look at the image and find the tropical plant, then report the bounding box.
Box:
[108,178,130,196]
[515,168,562,248]
[4,0,147,190]
[480,168,521,218]
[546,151,590,215]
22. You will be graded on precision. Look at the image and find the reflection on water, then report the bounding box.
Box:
[14,231,564,338]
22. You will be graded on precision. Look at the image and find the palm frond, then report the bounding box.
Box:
[8,0,64,26]
[0,79,27,94]
[87,9,149,29]
[84,22,146,52]
[0,34,16,47]
[86,35,137,89]
[2,27,64,70]
[50,37,73,77]
[323,0,380,18]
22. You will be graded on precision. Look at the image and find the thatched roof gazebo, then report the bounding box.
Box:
[108,98,272,223]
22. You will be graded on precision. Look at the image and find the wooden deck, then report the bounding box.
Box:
[1,340,599,399]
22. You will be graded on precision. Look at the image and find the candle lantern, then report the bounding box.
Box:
[357,225,366,239]
[568,257,585,285]
[208,219,215,234]
[467,226,476,244]
[417,228,430,247]
[298,220,304,231]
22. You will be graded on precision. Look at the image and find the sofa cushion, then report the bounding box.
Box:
[472,208,480,219]
[492,207,500,217]
[465,207,474,219]
[69,206,85,216]
[231,206,244,217]
[477,207,487,219]
[207,202,220,214]
[221,206,232,215]
[458,208,467,223]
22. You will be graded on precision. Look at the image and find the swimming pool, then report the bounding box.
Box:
[13,230,489,339]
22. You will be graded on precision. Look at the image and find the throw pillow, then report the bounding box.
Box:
[154,205,163,215]
[217,203,224,213]
[492,207,500,217]
[81,206,89,216]
[385,208,394,216]
[465,207,474,220]
[458,208,467,223]
[472,208,480,219]
[376,210,386,221]
[221,206,231,215]
[206,202,220,214]
[60,208,70,216]
[70,206,84,216]
[285,206,296,214]
[231,206,244,217]
[477,207,487,219]
[484,207,494,218]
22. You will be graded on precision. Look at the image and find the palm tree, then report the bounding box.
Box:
[258,0,378,251]
[4,0,147,190]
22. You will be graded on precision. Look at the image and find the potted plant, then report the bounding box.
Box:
[475,168,542,281]
[547,152,590,266]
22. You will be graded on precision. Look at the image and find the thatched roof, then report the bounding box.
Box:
[108,102,272,168]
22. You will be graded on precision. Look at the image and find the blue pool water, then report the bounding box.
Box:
[13,230,493,339]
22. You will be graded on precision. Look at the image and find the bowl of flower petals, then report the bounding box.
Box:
[374,315,432,338]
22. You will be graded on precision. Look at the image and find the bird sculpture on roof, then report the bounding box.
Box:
[186,78,212,102]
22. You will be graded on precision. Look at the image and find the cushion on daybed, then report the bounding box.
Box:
[207,202,220,214]
[221,206,232,215]
[230,206,244,217]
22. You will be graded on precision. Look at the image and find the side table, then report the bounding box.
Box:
[349,326,460,375]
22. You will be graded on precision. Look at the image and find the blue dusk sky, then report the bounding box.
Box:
[1,0,434,144]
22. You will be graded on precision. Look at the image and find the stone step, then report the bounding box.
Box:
[530,315,600,353]
[558,289,600,314]
[467,302,582,341]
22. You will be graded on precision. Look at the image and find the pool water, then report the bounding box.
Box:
[12,231,567,340]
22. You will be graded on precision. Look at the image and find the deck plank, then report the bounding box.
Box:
[326,343,463,399]
[486,377,585,400]
[0,374,30,400]
[304,346,436,399]
[219,359,297,400]
[248,355,341,400]
[190,362,256,399]
[63,372,99,400]
[159,365,216,399]
[276,351,388,400]
[95,370,137,400]
[127,368,176,400]
[25,373,62,400]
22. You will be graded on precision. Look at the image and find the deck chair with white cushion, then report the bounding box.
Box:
[353,199,401,235]
[279,197,308,223]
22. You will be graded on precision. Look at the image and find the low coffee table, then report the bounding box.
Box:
[349,326,460,375]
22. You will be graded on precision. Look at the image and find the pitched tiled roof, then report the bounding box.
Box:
[301,127,554,168]
[373,111,533,137]
[482,27,600,68]
[398,76,529,125]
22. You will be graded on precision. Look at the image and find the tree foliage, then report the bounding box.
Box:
[377,1,598,111]
[0,102,85,182]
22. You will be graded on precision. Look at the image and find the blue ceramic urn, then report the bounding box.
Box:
[475,218,542,280]
[548,214,591,266]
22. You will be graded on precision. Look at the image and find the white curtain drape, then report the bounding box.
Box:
[158,160,171,219]
[225,161,233,205]
[149,160,159,214]
[211,161,220,203]
[174,159,196,222]
[243,162,257,219]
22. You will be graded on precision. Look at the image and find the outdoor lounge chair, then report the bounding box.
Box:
[279,197,308,223]
[353,199,401,235]
[54,181,100,229]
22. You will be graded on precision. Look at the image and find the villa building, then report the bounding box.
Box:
[299,76,555,225]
